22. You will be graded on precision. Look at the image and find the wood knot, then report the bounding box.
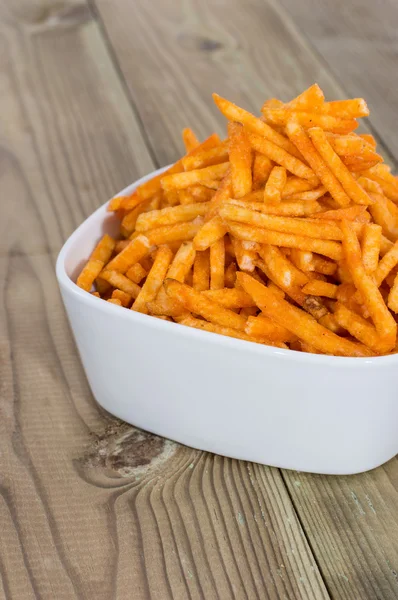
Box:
[80,419,176,478]
[178,32,223,53]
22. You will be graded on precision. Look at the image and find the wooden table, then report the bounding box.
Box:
[1,0,398,598]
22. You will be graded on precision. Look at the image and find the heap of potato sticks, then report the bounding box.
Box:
[76,84,398,357]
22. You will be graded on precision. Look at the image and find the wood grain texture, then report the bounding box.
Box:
[279,0,398,163]
[0,0,331,598]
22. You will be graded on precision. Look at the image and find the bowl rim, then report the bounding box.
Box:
[56,166,398,368]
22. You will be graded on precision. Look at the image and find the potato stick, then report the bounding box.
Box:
[120,192,149,211]
[312,205,367,221]
[252,154,273,189]
[182,144,229,171]
[220,204,342,240]
[357,177,383,196]
[227,198,321,217]
[108,196,123,212]
[76,259,104,292]
[179,315,286,348]
[231,237,257,272]
[161,163,229,191]
[90,234,116,264]
[289,249,314,271]
[240,306,258,317]
[167,242,196,282]
[135,202,209,232]
[341,220,396,350]
[210,237,225,290]
[260,245,310,287]
[381,236,394,256]
[190,186,215,202]
[193,249,210,291]
[228,124,252,199]
[203,288,255,308]
[212,93,300,156]
[308,128,373,206]
[334,303,385,353]
[100,271,141,298]
[107,298,122,306]
[287,84,325,111]
[318,313,344,335]
[359,134,376,148]
[105,235,151,273]
[182,128,200,152]
[327,135,374,156]
[286,120,351,207]
[347,160,381,173]
[263,166,287,203]
[132,246,173,313]
[363,165,398,201]
[322,98,369,118]
[228,221,342,260]
[373,240,398,286]
[282,187,326,202]
[147,218,203,246]
[193,216,228,251]
[126,262,147,284]
[147,286,186,318]
[282,177,315,198]
[111,289,132,307]
[388,274,398,313]
[369,193,398,241]
[121,201,151,237]
[205,171,232,221]
[224,261,237,288]
[361,224,382,274]
[137,134,221,200]
[266,281,285,298]
[165,279,247,330]
[262,108,358,134]
[238,273,371,356]
[163,190,180,207]
[245,315,296,343]
[178,190,194,205]
[311,255,337,275]
[248,132,318,184]
[302,280,338,299]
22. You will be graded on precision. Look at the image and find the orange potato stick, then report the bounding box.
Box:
[286,84,325,111]
[161,163,229,192]
[263,166,287,203]
[90,234,116,263]
[357,176,383,195]
[381,235,394,256]
[302,280,338,299]
[193,216,228,251]
[227,198,321,217]
[210,237,225,290]
[132,246,173,313]
[105,234,151,274]
[179,315,286,348]
[248,132,318,184]
[282,177,315,198]
[203,288,255,308]
[212,93,300,157]
[76,259,104,292]
[259,245,309,287]
[193,249,210,291]
[373,239,398,286]
[360,134,377,148]
[205,171,232,221]
[308,127,373,206]
[182,144,229,171]
[329,136,380,160]
[262,108,358,134]
[245,315,296,343]
[164,279,247,331]
[178,190,194,205]
[220,204,343,240]
[289,249,314,271]
[347,160,381,173]
[163,190,180,207]
[147,286,186,318]
[147,218,203,246]
[318,313,345,335]
[135,202,209,232]
[388,274,398,313]
[311,255,337,276]
[240,306,258,317]
[100,271,141,298]
[334,303,386,354]
[224,261,237,287]
[369,193,398,241]
[189,186,216,203]
[252,154,273,189]
[111,289,132,307]
[126,262,147,284]
[341,220,396,350]
[121,201,151,237]
[238,273,371,357]
[167,242,196,282]
[182,128,200,152]
[286,120,351,207]
[107,298,122,306]
[361,223,382,274]
[320,98,369,118]
[283,187,326,202]
[228,122,252,198]
[108,196,124,212]
[312,205,367,221]
[227,221,342,260]
[231,237,257,272]
[267,281,285,299]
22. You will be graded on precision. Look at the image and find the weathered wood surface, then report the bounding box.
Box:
[0,0,397,598]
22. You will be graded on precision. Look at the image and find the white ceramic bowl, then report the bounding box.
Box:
[56,167,398,475]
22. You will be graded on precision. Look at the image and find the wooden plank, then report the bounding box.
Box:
[0,1,330,598]
[278,0,398,163]
[283,464,398,600]
[92,0,396,166]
